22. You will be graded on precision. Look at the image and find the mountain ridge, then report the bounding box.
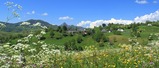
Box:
[0,19,84,32]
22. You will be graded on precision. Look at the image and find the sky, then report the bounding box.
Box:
[0,0,159,28]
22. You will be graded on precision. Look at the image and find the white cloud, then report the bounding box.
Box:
[135,0,148,4]
[134,10,159,23]
[59,16,73,20]
[77,10,159,28]
[27,10,35,15]
[32,11,35,14]
[153,1,158,3]
[42,13,48,16]
[18,18,21,20]
[26,12,30,14]
[78,18,133,28]
[77,21,91,27]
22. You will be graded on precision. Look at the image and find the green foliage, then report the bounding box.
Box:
[148,34,158,41]
[2,20,159,49]
[62,25,67,32]
[50,30,55,38]
[64,39,83,51]
[39,36,46,40]
[0,31,27,43]
[57,26,62,33]
[98,41,105,47]
[92,29,103,42]
[77,35,83,43]
[68,32,74,36]
[102,23,106,27]
[131,23,141,37]
[62,32,68,37]
[86,29,94,35]
[54,33,63,39]
[113,30,122,35]
[102,36,109,42]
[34,30,41,35]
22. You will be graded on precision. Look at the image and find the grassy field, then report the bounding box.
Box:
[8,25,159,47]
[1,42,159,68]
[1,25,159,67]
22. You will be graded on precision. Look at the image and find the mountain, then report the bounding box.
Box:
[60,22,68,27]
[17,19,52,27]
[60,22,84,31]
[0,19,84,32]
[0,19,58,32]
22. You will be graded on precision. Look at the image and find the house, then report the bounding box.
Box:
[147,24,152,26]
[108,31,111,33]
[101,29,107,33]
[67,30,78,34]
[117,29,124,32]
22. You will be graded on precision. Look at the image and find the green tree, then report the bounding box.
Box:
[102,23,106,27]
[92,29,103,42]
[113,30,122,35]
[131,23,140,37]
[57,26,62,33]
[54,33,63,39]
[99,41,104,47]
[50,30,55,38]
[62,25,67,32]
[77,35,83,43]
[102,35,109,42]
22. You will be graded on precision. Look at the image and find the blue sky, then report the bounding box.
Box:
[0,0,159,27]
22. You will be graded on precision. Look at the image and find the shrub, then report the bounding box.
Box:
[64,42,69,50]
[64,39,83,51]
[50,30,55,38]
[102,36,109,42]
[68,33,74,36]
[92,31,103,42]
[113,37,117,42]
[99,41,104,47]
[82,33,87,37]
[113,30,121,35]
[34,30,41,35]
[55,33,63,39]
[77,35,83,43]
[39,36,46,40]
[62,32,68,37]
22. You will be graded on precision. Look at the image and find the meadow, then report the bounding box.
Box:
[1,25,159,68]
[1,1,159,68]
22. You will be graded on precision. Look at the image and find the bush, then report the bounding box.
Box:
[62,32,68,37]
[69,33,74,36]
[113,37,117,42]
[64,39,83,51]
[92,31,103,42]
[113,30,121,35]
[77,35,83,43]
[34,30,41,35]
[99,41,104,47]
[50,30,55,38]
[55,33,63,39]
[109,41,114,45]
[64,42,69,50]
[39,36,46,40]
[82,33,87,37]
[102,36,109,42]
[75,45,83,51]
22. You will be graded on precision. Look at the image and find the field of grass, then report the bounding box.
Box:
[1,42,159,68]
[8,25,159,47]
[1,25,159,67]
[1,1,159,67]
